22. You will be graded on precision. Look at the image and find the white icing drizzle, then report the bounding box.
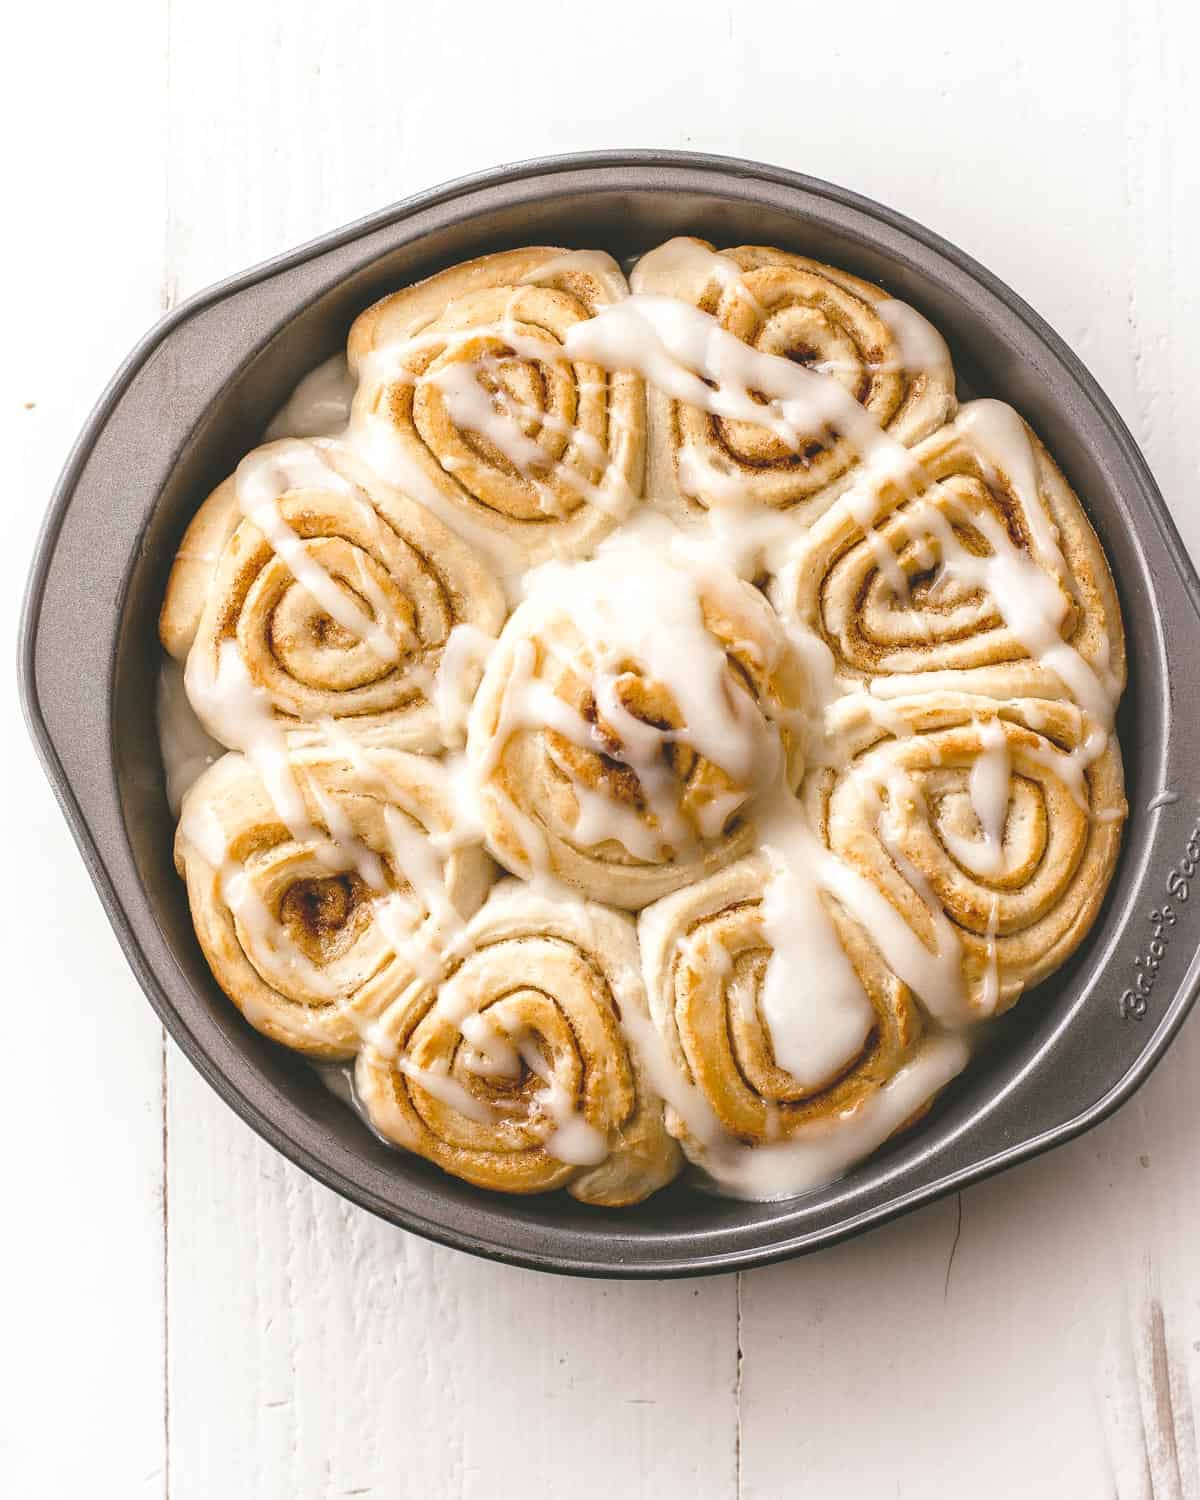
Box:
[179,799,336,1006]
[426,359,631,519]
[519,248,628,295]
[1022,725,1109,813]
[565,295,918,493]
[418,930,609,1164]
[896,490,1116,728]
[758,842,875,1090]
[400,1059,496,1124]
[543,741,674,861]
[233,441,404,664]
[620,966,969,1200]
[528,549,782,785]
[631,237,767,317]
[1147,789,1179,812]
[938,717,1011,879]
[515,1034,608,1166]
[457,1011,521,1081]
[673,443,813,580]
[350,409,530,594]
[874,299,955,386]
[980,894,1001,1016]
[313,715,466,979]
[431,623,496,746]
[633,240,953,387]
[473,548,788,873]
[956,400,1061,565]
[185,643,313,839]
[305,777,387,892]
[183,644,472,1008]
[820,791,970,1028]
[563,289,1116,734]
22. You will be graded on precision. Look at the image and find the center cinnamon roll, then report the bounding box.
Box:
[466,548,809,908]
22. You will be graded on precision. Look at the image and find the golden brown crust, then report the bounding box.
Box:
[466,567,808,909]
[166,437,505,750]
[783,409,1126,703]
[638,855,927,1161]
[349,248,645,564]
[633,238,957,520]
[806,694,1126,1016]
[355,883,682,1203]
[175,747,494,1059]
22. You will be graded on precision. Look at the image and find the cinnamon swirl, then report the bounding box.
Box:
[466,547,808,908]
[348,248,645,574]
[175,745,493,1058]
[161,437,504,750]
[628,237,956,521]
[807,692,1126,1023]
[356,881,681,1203]
[782,400,1126,711]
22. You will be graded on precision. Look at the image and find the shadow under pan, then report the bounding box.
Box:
[20,151,1200,1276]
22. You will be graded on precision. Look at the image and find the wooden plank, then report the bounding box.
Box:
[3,6,170,1497]
[167,1065,737,1498]
[738,3,1200,1495]
[159,3,739,1494]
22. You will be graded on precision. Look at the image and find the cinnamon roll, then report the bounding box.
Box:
[465,548,808,908]
[782,400,1126,714]
[161,437,505,750]
[348,248,645,572]
[355,881,682,1204]
[635,854,969,1198]
[808,692,1126,1023]
[628,237,956,520]
[175,745,493,1059]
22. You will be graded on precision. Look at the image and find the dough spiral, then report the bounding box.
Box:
[808,693,1126,1023]
[162,437,504,749]
[782,401,1126,709]
[356,882,682,1204]
[175,745,493,1058]
[348,247,645,571]
[635,854,958,1177]
[630,237,956,520]
[466,550,809,908]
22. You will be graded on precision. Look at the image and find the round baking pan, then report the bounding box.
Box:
[20,151,1200,1277]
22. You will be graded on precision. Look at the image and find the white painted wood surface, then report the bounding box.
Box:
[6,1,1199,1494]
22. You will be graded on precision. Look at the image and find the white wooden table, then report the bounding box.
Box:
[7,3,1199,1494]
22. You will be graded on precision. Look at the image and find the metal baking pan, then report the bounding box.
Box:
[20,150,1200,1277]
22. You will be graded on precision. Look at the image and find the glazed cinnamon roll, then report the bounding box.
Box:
[465,549,808,908]
[348,248,645,571]
[161,438,504,750]
[355,881,682,1204]
[635,855,969,1198]
[809,693,1126,1023]
[155,235,1131,1210]
[175,745,493,1059]
[629,237,956,520]
[782,401,1126,714]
